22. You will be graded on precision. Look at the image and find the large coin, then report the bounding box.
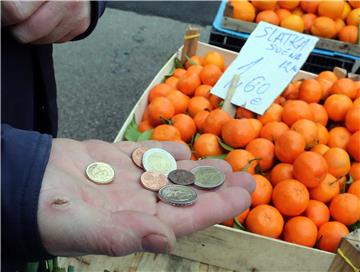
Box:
[132,146,148,169]
[86,162,115,185]
[158,184,197,206]
[168,169,195,185]
[191,166,225,189]
[142,148,177,176]
[140,171,169,192]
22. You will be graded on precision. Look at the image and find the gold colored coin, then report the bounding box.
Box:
[86,162,115,184]
[142,148,177,176]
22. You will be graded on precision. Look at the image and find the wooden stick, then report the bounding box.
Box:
[222,74,240,117]
[181,26,200,64]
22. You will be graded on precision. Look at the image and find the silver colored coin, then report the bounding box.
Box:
[168,169,195,185]
[132,146,148,169]
[86,162,115,185]
[140,171,169,192]
[191,166,225,189]
[142,148,177,176]
[158,184,197,206]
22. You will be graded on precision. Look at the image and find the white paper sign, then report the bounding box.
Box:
[211,22,319,115]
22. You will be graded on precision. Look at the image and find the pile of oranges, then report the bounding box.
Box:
[136,50,360,253]
[229,0,360,44]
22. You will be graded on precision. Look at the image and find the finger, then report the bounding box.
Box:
[225,172,256,193]
[114,141,141,157]
[142,141,192,161]
[1,1,44,26]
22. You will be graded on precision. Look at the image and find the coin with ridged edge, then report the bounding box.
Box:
[86,162,115,184]
[142,148,177,176]
[140,171,169,192]
[132,146,148,169]
[191,166,225,189]
[168,169,195,185]
[158,184,197,206]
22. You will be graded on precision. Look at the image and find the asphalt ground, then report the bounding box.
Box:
[54,3,220,142]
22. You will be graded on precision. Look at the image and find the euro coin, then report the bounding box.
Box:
[142,148,177,176]
[140,171,169,192]
[158,184,198,206]
[168,169,195,185]
[191,166,225,189]
[132,146,148,169]
[86,162,115,184]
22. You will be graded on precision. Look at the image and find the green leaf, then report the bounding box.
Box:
[349,221,360,232]
[242,157,262,172]
[203,154,227,160]
[124,115,141,142]
[163,66,176,81]
[67,266,75,272]
[218,138,234,152]
[25,262,39,272]
[185,54,197,65]
[346,175,354,185]
[233,217,246,231]
[190,132,201,148]
[174,58,184,69]
[137,129,153,142]
[219,101,225,108]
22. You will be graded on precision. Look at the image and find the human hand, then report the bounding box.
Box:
[1,1,90,44]
[38,139,254,257]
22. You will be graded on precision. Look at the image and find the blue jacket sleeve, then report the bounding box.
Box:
[73,1,107,40]
[1,124,54,267]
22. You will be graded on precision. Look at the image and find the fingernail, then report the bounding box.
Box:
[142,234,169,253]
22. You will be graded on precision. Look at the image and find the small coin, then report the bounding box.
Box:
[158,184,197,206]
[140,171,169,192]
[191,166,225,189]
[86,162,115,185]
[168,169,195,185]
[142,148,177,176]
[132,146,148,169]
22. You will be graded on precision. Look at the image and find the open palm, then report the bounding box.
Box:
[38,139,254,257]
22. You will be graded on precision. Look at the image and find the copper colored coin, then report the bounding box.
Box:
[140,171,169,192]
[132,146,148,169]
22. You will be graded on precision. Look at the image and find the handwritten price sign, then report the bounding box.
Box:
[211,22,319,115]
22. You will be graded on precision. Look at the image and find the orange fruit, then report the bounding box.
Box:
[251,175,273,206]
[225,149,257,173]
[236,106,255,119]
[199,64,222,86]
[331,78,357,99]
[327,126,351,149]
[346,8,360,25]
[330,193,360,225]
[280,14,305,32]
[256,10,280,25]
[305,200,330,227]
[282,100,312,126]
[186,64,204,76]
[334,18,346,35]
[245,204,284,238]
[318,0,345,19]
[298,78,323,103]
[284,216,318,247]
[235,208,250,224]
[341,2,351,19]
[317,221,349,252]
[222,118,257,148]
[249,118,263,138]
[347,131,360,162]
[260,121,289,142]
[148,83,173,102]
[171,114,196,143]
[355,97,360,106]
[311,17,337,38]
[292,7,304,16]
[258,103,283,125]
[301,1,319,13]
[316,123,329,145]
[282,80,301,100]
[309,103,328,126]
[202,109,232,136]
[187,96,212,117]
[232,1,256,22]
[184,55,203,69]
[193,133,223,158]
[293,151,328,188]
[246,138,275,171]
[349,0,360,8]
[209,94,223,109]
[324,147,351,178]
[165,89,190,114]
[193,110,209,132]
[151,124,181,141]
[164,76,179,89]
[276,8,292,21]
[138,120,153,132]
[148,97,175,126]
[324,94,353,122]
[177,72,201,96]
[311,144,330,155]
[350,163,360,180]
[222,218,234,227]
[272,179,310,216]
[194,84,212,99]
[270,163,294,187]
[348,180,360,199]
[302,13,317,32]
[309,173,340,203]
[317,71,338,99]
[251,0,277,10]
[275,130,306,163]
[338,25,359,44]
[291,119,318,148]
[278,0,300,10]
[172,68,187,78]
[202,51,225,71]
